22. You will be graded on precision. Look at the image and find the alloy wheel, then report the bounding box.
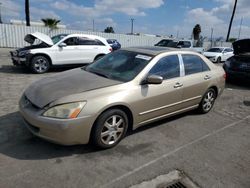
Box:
[202,90,215,111]
[101,115,125,145]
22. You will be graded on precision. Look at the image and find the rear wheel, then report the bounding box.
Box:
[92,109,128,149]
[30,55,50,74]
[198,88,216,114]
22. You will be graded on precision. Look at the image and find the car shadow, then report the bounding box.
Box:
[0,65,83,74]
[0,110,193,160]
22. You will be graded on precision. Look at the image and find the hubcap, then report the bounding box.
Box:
[101,115,125,145]
[203,91,215,111]
[34,59,48,73]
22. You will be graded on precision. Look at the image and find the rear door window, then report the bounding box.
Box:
[182,54,210,75]
[148,55,180,79]
[78,37,105,46]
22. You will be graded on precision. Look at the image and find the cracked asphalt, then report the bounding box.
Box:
[0,48,250,188]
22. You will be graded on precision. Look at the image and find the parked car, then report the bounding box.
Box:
[203,47,234,63]
[19,47,225,148]
[155,39,204,53]
[10,32,112,73]
[107,39,121,51]
[223,39,250,80]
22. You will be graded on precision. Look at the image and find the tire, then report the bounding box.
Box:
[92,109,128,149]
[94,55,104,61]
[198,88,216,114]
[30,55,50,74]
[216,57,221,63]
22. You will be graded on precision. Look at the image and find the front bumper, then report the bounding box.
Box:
[205,56,217,63]
[10,51,27,66]
[19,97,95,145]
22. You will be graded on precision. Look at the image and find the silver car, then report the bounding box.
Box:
[19,47,225,148]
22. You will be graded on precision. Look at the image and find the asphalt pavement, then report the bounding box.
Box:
[0,48,249,188]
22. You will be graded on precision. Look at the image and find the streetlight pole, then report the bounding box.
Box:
[238,17,243,39]
[210,28,214,48]
[131,18,134,34]
[0,3,3,24]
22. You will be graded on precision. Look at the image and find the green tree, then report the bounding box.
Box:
[41,18,61,29]
[25,0,30,26]
[104,27,115,33]
[226,0,238,42]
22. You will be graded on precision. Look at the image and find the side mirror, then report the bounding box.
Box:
[58,42,67,48]
[142,75,163,85]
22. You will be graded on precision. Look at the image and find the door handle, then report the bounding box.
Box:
[174,82,183,88]
[204,75,211,80]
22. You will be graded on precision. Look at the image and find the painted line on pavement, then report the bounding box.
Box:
[100,115,250,188]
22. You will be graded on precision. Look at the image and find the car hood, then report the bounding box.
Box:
[233,39,250,55]
[24,68,122,108]
[203,52,220,57]
[24,32,54,46]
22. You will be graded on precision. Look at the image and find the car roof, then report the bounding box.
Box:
[123,46,195,56]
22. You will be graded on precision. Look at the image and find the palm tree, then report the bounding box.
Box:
[193,24,201,40]
[193,24,201,47]
[41,18,61,29]
[226,0,238,42]
[25,0,30,26]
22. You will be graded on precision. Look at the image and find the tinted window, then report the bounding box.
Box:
[63,37,78,46]
[155,39,173,47]
[182,54,210,75]
[78,38,105,45]
[178,41,191,48]
[148,55,180,79]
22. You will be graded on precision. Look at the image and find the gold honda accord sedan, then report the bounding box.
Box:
[19,47,225,148]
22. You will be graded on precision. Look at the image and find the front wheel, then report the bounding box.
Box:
[30,56,50,74]
[216,57,221,63]
[92,109,128,149]
[198,88,216,114]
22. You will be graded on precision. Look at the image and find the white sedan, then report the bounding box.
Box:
[203,47,234,63]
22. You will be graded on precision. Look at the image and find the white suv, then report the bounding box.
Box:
[10,32,112,73]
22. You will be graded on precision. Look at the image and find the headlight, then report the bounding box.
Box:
[43,102,86,119]
[18,50,30,56]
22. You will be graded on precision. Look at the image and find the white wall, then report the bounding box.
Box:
[0,24,231,49]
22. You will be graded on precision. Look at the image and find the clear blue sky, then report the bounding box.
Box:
[1,0,249,39]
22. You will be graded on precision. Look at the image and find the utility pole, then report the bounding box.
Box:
[210,28,214,48]
[0,3,2,24]
[176,30,179,39]
[226,0,238,41]
[238,17,243,39]
[92,19,95,32]
[131,18,134,34]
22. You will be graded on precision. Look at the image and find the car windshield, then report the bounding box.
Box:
[155,39,172,47]
[85,50,153,82]
[52,34,68,44]
[207,48,223,52]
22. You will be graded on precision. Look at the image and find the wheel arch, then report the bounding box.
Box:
[28,53,52,66]
[90,104,134,138]
[94,54,106,61]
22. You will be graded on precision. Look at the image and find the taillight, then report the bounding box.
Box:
[223,73,226,79]
[109,48,113,52]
